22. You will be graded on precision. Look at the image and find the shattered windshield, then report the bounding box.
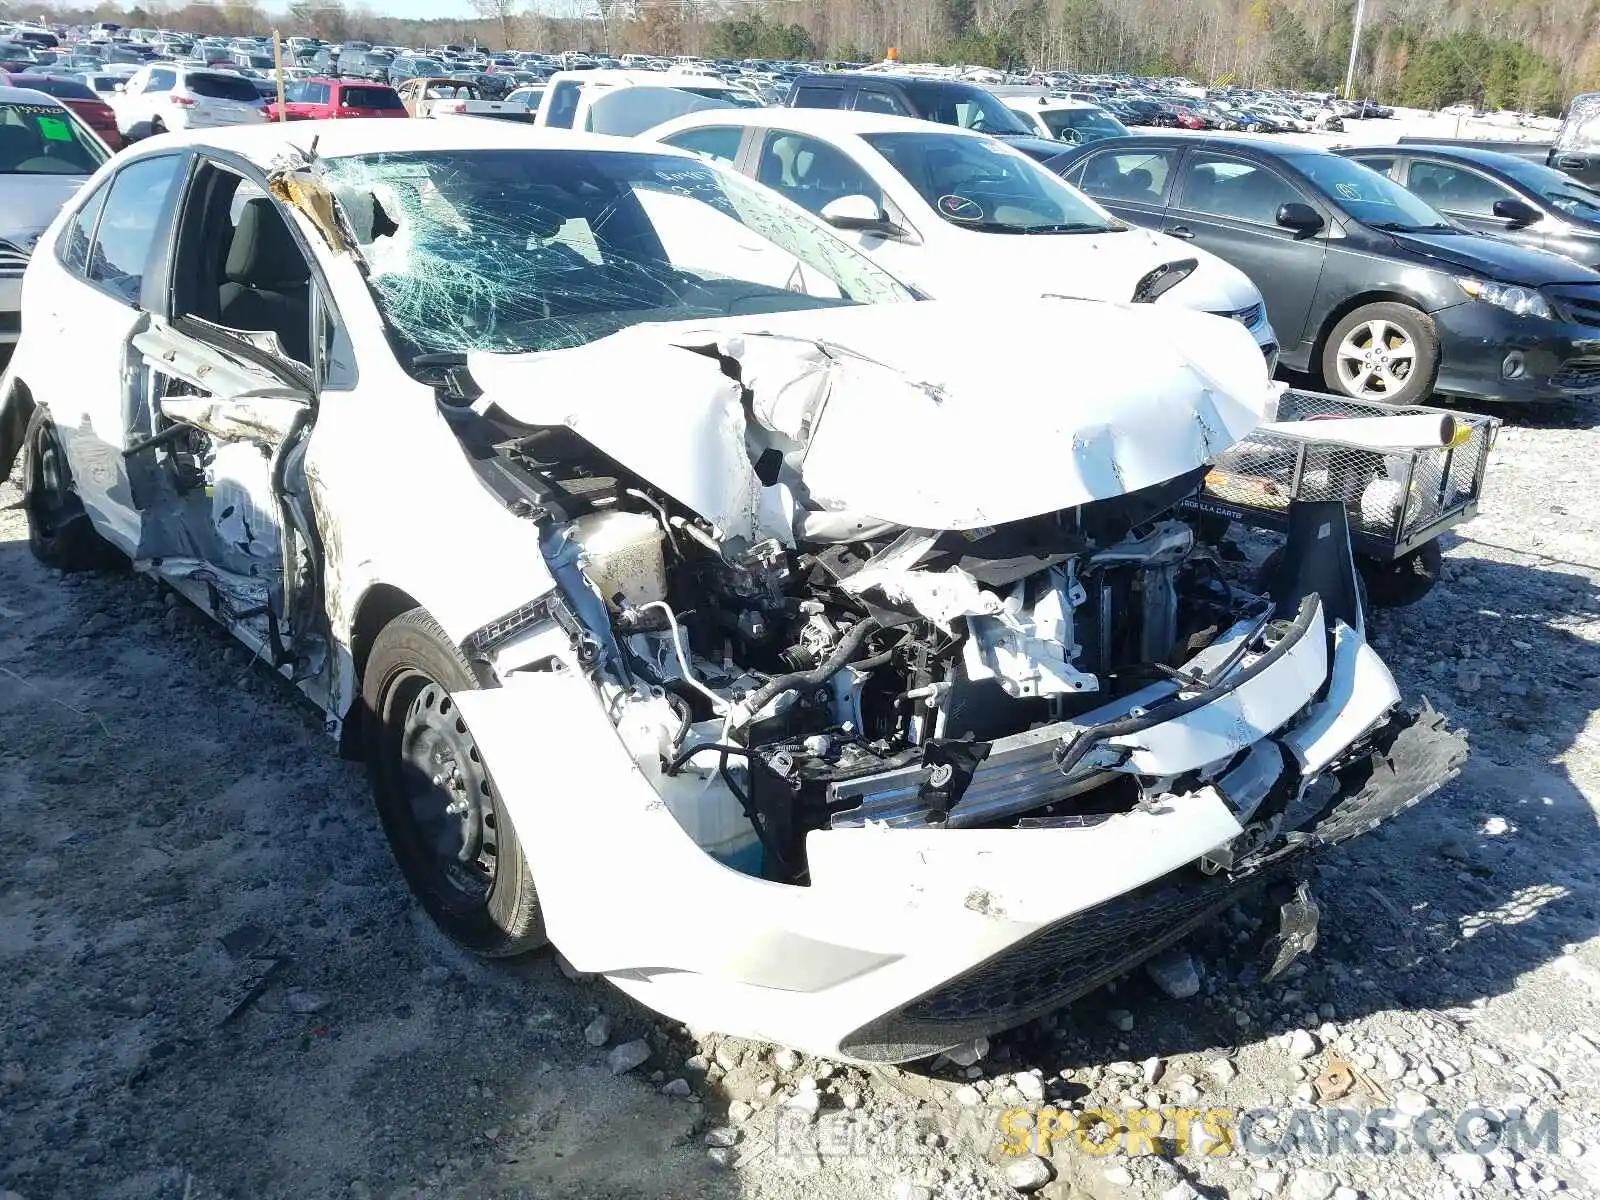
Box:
[320,148,915,358]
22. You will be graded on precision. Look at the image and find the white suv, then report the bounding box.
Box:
[112,66,265,140]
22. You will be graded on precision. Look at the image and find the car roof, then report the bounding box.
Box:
[0,83,66,106]
[1063,132,1325,158]
[1342,143,1532,170]
[650,106,988,140]
[788,72,988,87]
[118,116,696,168]
[549,67,735,88]
[999,95,1105,111]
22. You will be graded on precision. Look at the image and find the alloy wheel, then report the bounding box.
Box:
[1335,318,1416,399]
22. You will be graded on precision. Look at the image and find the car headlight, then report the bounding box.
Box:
[1457,278,1552,319]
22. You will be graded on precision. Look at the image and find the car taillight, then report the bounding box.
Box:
[171,94,197,107]
[437,99,467,113]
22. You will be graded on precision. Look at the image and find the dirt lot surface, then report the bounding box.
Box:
[7,399,1600,1200]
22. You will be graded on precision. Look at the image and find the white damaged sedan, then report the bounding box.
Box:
[0,120,1466,1063]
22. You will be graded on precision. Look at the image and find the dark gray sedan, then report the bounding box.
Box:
[1050,134,1600,404]
[1339,143,1600,270]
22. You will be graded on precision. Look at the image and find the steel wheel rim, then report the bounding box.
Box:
[1336,318,1416,399]
[396,674,498,911]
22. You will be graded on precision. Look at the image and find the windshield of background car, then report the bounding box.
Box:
[1042,107,1127,140]
[0,101,107,174]
[861,130,1116,233]
[188,72,263,102]
[319,148,915,358]
[1498,157,1600,220]
[1556,93,1600,152]
[1288,152,1447,229]
[897,80,1033,135]
[342,85,404,110]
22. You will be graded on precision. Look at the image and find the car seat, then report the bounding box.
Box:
[217,198,312,365]
[1124,166,1155,201]
[0,123,43,171]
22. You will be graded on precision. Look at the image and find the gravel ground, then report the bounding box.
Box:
[6,399,1600,1200]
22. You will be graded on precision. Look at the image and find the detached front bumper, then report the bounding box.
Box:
[452,519,1465,1063]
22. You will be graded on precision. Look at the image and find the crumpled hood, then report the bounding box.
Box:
[468,296,1271,539]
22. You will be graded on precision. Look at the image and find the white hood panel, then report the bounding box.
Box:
[944,226,1263,315]
[469,297,1272,538]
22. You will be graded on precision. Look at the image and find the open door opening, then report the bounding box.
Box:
[123,160,331,694]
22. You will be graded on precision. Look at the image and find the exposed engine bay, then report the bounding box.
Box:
[471,417,1342,886]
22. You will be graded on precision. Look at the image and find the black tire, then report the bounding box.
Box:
[1321,302,1440,406]
[1357,539,1443,608]
[22,407,112,571]
[362,607,546,958]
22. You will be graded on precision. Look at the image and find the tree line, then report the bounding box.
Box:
[7,0,1587,114]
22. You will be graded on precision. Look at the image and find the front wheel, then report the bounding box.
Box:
[1322,302,1440,405]
[362,607,546,957]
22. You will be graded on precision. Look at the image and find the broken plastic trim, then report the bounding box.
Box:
[1130,257,1199,304]
[837,701,1466,1061]
[1050,592,1322,778]
[462,594,588,665]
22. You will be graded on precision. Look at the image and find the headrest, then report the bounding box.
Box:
[225,198,310,290]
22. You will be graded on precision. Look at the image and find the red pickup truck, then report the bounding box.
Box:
[265,78,407,121]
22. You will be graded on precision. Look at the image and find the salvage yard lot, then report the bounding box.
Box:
[6,396,1600,1200]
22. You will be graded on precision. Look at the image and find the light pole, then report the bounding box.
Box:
[1342,0,1366,100]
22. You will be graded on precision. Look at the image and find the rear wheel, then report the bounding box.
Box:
[1358,540,1443,609]
[1321,302,1440,405]
[361,607,546,957]
[22,408,112,571]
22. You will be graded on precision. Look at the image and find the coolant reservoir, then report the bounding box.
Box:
[570,510,667,610]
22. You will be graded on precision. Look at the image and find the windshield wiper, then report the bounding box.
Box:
[1370,221,1458,233]
[957,220,1111,234]
[1021,222,1114,234]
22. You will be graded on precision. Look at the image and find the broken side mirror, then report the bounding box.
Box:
[1276,201,1325,237]
[1492,196,1542,227]
[820,193,897,236]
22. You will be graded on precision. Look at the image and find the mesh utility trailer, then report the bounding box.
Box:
[1185,389,1498,606]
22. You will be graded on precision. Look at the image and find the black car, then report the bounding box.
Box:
[1114,96,1180,127]
[1339,144,1600,270]
[1050,134,1600,404]
[784,73,1071,163]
